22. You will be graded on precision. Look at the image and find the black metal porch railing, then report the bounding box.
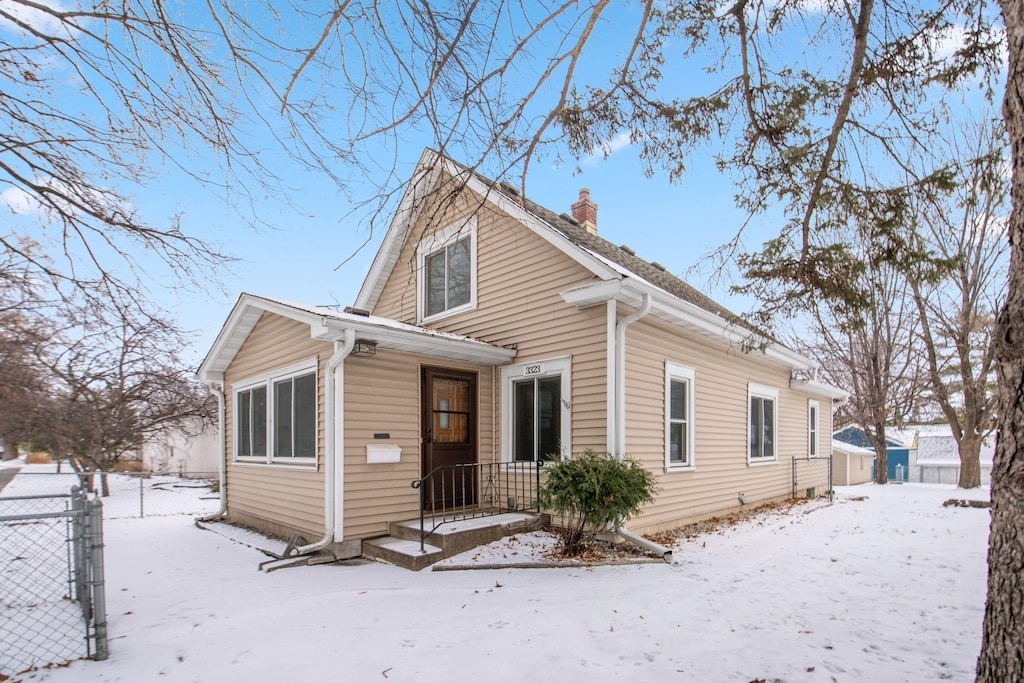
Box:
[411,461,541,552]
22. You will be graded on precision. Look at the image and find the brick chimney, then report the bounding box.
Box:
[571,188,598,234]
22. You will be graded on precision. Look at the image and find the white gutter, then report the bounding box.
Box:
[615,294,652,457]
[197,381,227,522]
[294,330,355,555]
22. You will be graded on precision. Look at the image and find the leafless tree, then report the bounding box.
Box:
[906,121,1008,489]
[807,257,922,484]
[37,311,215,496]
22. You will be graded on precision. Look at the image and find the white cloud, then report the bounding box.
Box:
[0,186,39,215]
[584,132,633,165]
[0,0,73,38]
[932,24,969,62]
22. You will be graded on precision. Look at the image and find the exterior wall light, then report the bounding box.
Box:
[352,339,377,357]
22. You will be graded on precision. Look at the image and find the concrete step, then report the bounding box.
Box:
[362,536,443,571]
[389,512,550,557]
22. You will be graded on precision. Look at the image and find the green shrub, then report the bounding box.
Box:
[537,449,658,555]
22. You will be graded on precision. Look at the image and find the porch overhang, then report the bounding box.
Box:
[197,292,515,381]
[315,318,516,365]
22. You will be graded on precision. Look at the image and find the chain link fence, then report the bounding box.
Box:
[792,456,833,501]
[0,489,107,676]
[1,470,220,519]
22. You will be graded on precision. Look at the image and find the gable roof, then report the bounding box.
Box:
[515,191,744,326]
[196,292,516,381]
[354,149,829,376]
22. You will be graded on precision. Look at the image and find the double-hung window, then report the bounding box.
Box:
[235,360,317,465]
[501,357,571,463]
[665,363,696,469]
[808,400,820,457]
[417,218,477,323]
[748,384,778,463]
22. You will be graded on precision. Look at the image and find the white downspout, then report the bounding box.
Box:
[294,330,355,556]
[615,294,652,458]
[197,381,227,522]
[610,293,670,560]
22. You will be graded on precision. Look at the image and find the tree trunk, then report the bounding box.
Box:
[957,435,983,489]
[870,429,889,484]
[977,2,1024,679]
[100,471,110,498]
[1,435,18,461]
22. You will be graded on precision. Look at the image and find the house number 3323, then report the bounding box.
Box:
[524,365,542,375]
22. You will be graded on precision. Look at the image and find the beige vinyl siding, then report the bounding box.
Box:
[223,312,331,540]
[623,312,829,533]
[343,349,495,539]
[372,181,609,456]
[833,451,874,485]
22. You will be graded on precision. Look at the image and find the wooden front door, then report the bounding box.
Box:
[421,367,477,510]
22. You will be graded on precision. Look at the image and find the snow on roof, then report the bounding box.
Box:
[831,439,875,456]
[247,293,499,346]
[915,433,995,466]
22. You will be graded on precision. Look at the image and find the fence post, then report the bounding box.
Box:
[87,496,108,661]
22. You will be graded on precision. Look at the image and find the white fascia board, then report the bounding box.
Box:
[559,279,623,308]
[791,378,850,402]
[616,279,817,372]
[320,319,516,365]
[354,149,442,311]
[196,294,296,380]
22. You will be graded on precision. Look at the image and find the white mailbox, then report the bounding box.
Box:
[366,444,401,464]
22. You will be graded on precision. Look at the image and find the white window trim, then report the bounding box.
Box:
[416,216,478,325]
[233,358,319,468]
[748,383,779,466]
[500,356,572,464]
[665,362,696,472]
[808,399,820,458]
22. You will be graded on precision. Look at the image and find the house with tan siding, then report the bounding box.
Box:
[197,149,846,568]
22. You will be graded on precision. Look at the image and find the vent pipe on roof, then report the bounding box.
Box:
[571,188,598,235]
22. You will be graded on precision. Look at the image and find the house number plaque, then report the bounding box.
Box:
[524,364,542,375]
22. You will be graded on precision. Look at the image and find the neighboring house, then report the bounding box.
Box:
[831,439,875,486]
[892,425,995,485]
[197,150,846,562]
[137,419,220,476]
[833,426,915,481]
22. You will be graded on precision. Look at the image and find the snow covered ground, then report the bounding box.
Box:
[3,462,990,682]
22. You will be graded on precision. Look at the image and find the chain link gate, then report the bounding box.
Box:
[0,488,108,676]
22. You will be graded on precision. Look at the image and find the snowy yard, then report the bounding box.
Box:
[4,470,990,682]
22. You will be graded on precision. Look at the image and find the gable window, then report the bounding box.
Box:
[234,360,317,465]
[417,218,477,323]
[665,363,696,470]
[501,357,571,463]
[808,400,820,457]
[749,384,778,464]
